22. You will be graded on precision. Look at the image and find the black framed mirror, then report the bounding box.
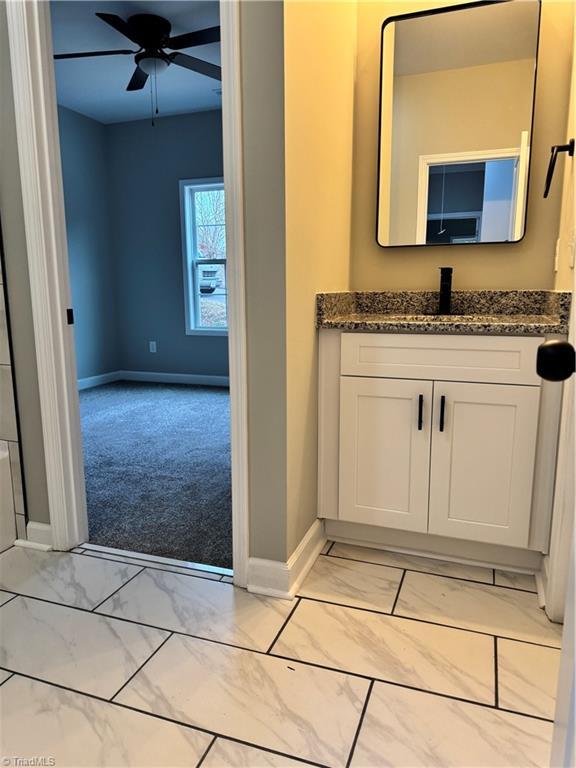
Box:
[376,0,541,248]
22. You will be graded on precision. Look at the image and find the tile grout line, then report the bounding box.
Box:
[262,653,555,723]
[0,669,331,768]
[75,550,227,585]
[0,590,558,719]
[265,650,498,713]
[390,570,406,615]
[295,595,561,649]
[195,736,217,768]
[110,632,174,702]
[0,672,14,688]
[7,653,553,758]
[326,541,335,555]
[1,590,274,655]
[266,597,303,654]
[0,555,557,736]
[324,553,538,593]
[494,636,500,709]
[0,652,554,725]
[90,566,147,612]
[345,679,374,768]
[0,585,561,654]
[0,593,20,610]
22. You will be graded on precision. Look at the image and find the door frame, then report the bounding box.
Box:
[415,146,521,244]
[5,0,250,586]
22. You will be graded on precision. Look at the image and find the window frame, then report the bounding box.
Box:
[179,177,228,336]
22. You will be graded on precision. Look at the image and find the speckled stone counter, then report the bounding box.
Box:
[316,290,571,336]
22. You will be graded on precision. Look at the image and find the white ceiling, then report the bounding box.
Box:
[393,1,540,76]
[50,0,221,124]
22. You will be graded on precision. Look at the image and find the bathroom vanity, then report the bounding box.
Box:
[317,291,571,566]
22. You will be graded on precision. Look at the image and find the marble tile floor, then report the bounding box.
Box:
[0,542,562,767]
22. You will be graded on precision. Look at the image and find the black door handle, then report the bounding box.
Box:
[537,340,575,381]
[439,395,446,432]
[418,394,424,430]
[544,139,574,198]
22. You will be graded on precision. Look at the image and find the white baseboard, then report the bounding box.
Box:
[325,520,543,572]
[247,519,325,600]
[78,372,122,390]
[535,561,547,609]
[119,371,229,387]
[19,521,52,550]
[15,539,51,551]
[78,370,229,389]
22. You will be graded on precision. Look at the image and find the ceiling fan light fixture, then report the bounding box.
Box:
[54,13,222,90]
[136,53,169,76]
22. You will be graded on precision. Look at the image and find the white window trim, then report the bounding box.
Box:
[179,176,228,337]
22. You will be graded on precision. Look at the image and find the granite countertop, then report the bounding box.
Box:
[316,290,572,336]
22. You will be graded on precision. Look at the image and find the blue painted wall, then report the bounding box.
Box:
[108,110,228,377]
[58,107,229,380]
[58,106,120,379]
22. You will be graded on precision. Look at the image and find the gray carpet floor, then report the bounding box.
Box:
[79,382,232,568]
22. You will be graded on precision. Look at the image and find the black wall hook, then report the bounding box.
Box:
[543,138,574,198]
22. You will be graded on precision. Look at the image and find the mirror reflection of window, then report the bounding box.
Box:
[377,0,540,248]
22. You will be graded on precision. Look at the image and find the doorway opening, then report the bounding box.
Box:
[51,1,233,572]
[416,136,530,245]
[424,158,518,244]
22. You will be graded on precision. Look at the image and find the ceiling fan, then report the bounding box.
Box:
[54,12,221,91]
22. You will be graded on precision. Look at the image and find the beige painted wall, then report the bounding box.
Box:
[241,0,356,561]
[0,2,49,525]
[284,0,355,555]
[351,0,574,290]
[387,59,535,245]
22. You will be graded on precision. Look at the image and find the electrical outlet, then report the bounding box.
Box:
[149,341,157,353]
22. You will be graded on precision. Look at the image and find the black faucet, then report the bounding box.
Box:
[438,267,453,315]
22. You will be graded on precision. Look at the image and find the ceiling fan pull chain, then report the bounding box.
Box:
[154,68,159,116]
[150,76,155,127]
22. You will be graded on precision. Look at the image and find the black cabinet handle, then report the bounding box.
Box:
[439,395,446,432]
[544,139,574,198]
[418,394,424,431]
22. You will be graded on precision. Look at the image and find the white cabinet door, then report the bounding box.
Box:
[429,382,540,547]
[339,377,432,531]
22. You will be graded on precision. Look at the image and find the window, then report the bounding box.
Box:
[180,179,227,333]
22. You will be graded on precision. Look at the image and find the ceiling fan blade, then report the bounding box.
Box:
[54,49,134,60]
[170,52,221,81]
[96,13,144,46]
[167,26,221,50]
[126,67,149,91]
